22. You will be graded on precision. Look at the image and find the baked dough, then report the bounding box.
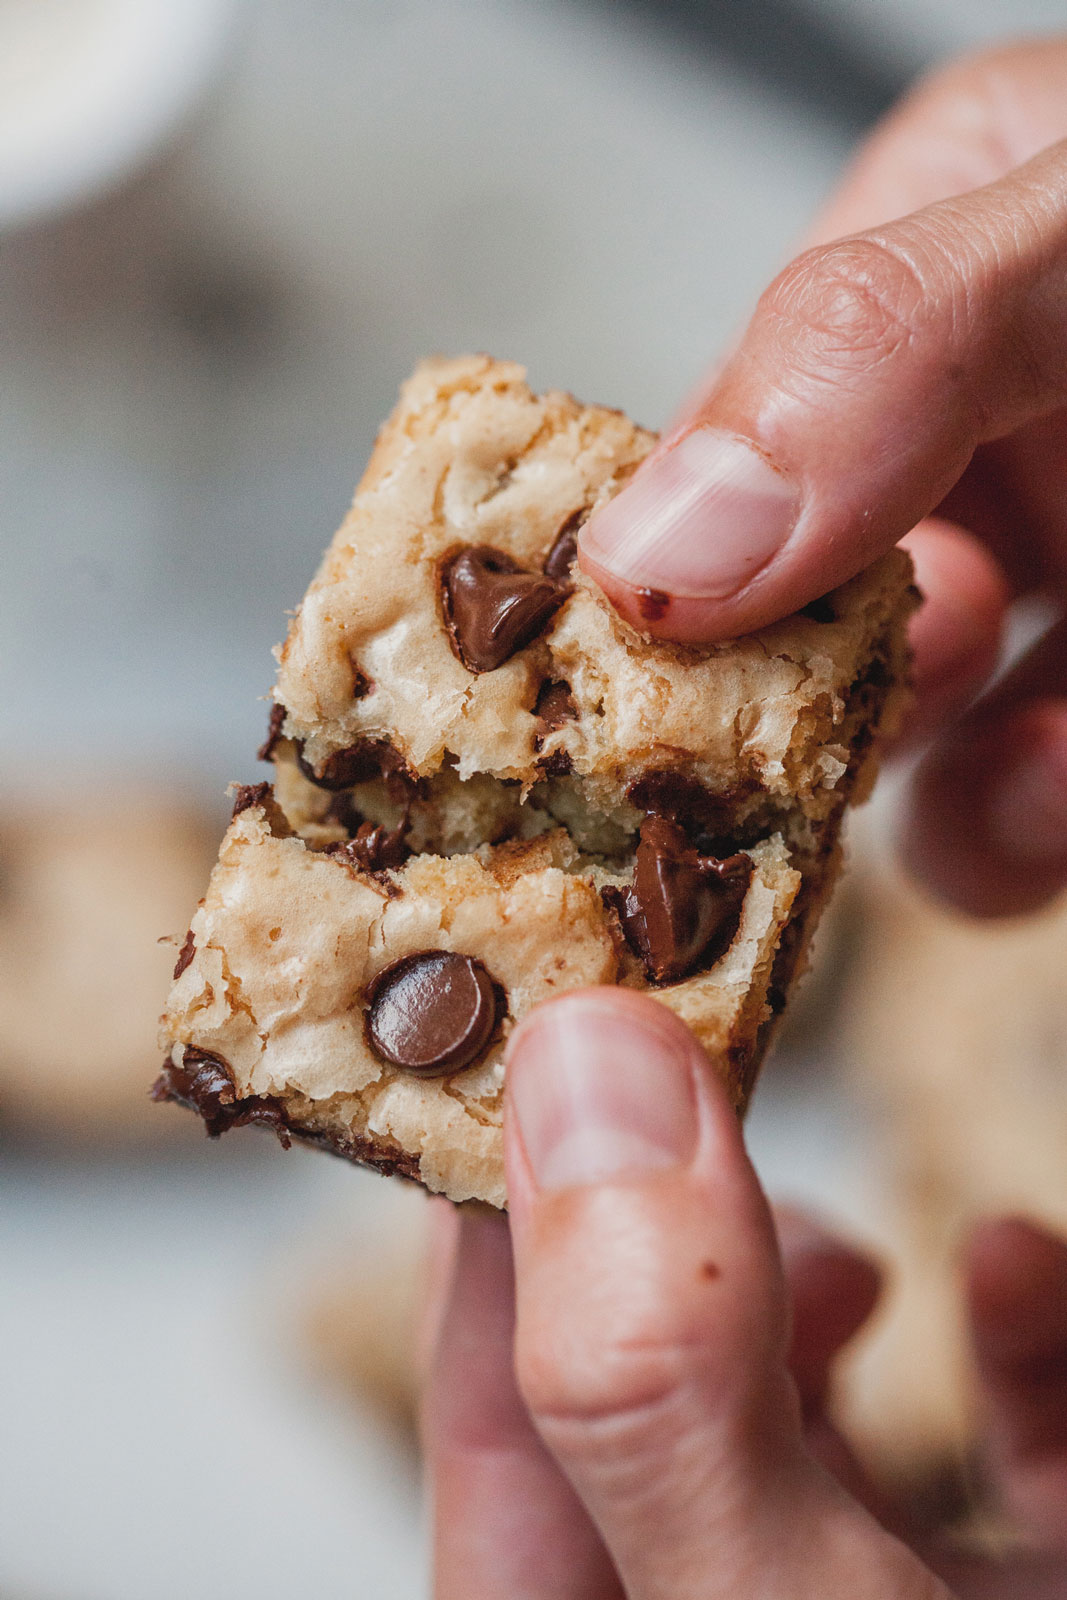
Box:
[156,356,915,1206]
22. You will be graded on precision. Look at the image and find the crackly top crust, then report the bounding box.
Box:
[161,804,800,1205]
[273,356,913,814]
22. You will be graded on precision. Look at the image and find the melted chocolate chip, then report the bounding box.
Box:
[172,928,196,980]
[533,678,578,774]
[627,771,721,830]
[543,511,585,579]
[151,1048,292,1147]
[366,951,500,1076]
[231,781,273,818]
[295,737,417,798]
[325,818,410,872]
[534,678,577,732]
[635,587,669,622]
[441,545,570,673]
[800,595,836,623]
[258,702,287,762]
[603,816,751,984]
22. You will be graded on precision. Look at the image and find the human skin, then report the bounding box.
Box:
[422,40,1067,1598]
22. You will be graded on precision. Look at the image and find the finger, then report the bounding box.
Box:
[777,1208,900,1524]
[777,1208,883,1417]
[896,519,1011,748]
[808,38,1067,243]
[423,1204,622,1600]
[966,1216,1067,1551]
[504,990,946,1600]
[417,1198,460,1382]
[680,38,1067,425]
[579,138,1067,644]
[903,616,1067,915]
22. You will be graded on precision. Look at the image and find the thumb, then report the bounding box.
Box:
[504,990,946,1600]
[579,139,1067,642]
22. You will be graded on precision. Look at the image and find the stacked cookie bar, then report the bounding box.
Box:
[156,356,915,1206]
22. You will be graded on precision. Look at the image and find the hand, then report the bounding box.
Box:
[422,991,1067,1599]
[577,38,1067,917]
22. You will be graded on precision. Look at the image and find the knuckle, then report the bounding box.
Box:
[760,236,930,377]
[514,1315,693,1430]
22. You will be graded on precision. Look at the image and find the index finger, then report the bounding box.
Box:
[578,54,1067,644]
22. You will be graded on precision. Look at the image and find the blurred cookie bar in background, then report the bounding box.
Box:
[837,858,1067,1527]
[0,793,217,1141]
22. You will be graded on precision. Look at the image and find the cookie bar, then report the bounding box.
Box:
[156,356,915,1206]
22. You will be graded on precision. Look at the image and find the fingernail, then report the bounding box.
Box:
[581,427,799,600]
[507,1000,697,1190]
[985,708,1067,863]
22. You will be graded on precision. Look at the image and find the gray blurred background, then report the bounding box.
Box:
[3,2,1066,1596]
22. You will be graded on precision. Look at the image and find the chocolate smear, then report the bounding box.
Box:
[350,659,374,698]
[442,545,570,673]
[366,951,500,1076]
[231,781,273,818]
[635,587,670,623]
[603,816,751,984]
[151,1048,292,1147]
[172,928,196,980]
[258,702,287,762]
[543,511,585,579]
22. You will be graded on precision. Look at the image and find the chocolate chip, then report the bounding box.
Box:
[543,511,585,579]
[635,587,669,622]
[172,928,196,980]
[534,678,577,774]
[627,771,719,830]
[325,819,410,873]
[258,702,287,762]
[534,678,577,732]
[295,737,416,795]
[231,781,273,818]
[441,545,570,674]
[151,1048,292,1147]
[366,951,500,1076]
[800,595,836,623]
[603,816,751,983]
[538,749,574,777]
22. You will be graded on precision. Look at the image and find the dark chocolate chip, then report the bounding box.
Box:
[534,678,578,732]
[231,781,273,818]
[534,678,578,773]
[258,702,287,762]
[325,818,410,873]
[173,928,196,980]
[151,1048,292,1147]
[627,771,721,830]
[543,511,585,579]
[603,816,751,984]
[366,951,500,1076]
[441,545,570,673]
[538,748,573,777]
[635,587,669,622]
[800,595,836,623]
[296,737,416,796]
